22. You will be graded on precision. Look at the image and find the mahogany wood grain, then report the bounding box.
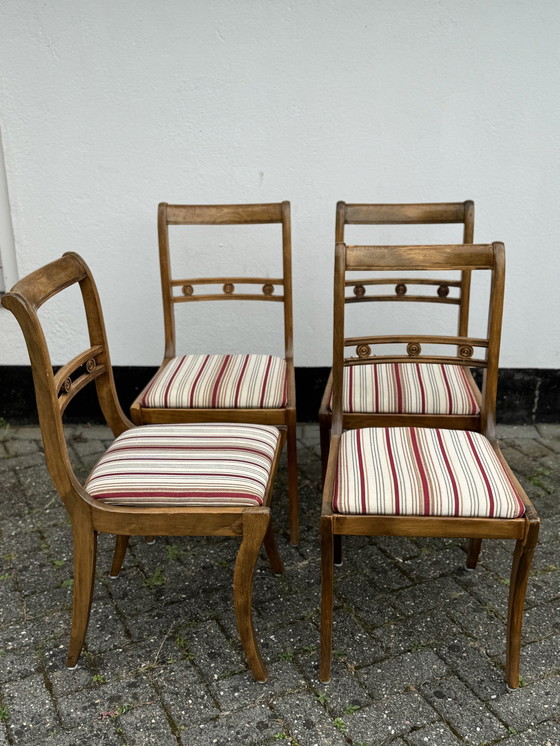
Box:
[2,253,285,681]
[320,201,481,482]
[319,237,540,690]
[130,201,299,545]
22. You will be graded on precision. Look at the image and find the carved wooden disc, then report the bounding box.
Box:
[406,342,421,357]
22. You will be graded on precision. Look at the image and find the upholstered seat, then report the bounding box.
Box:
[85,423,280,507]
[329,363,479,416]
[140,354,287,410]
[333,427,525,519]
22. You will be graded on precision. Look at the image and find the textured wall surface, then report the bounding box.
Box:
[0,0,558,367]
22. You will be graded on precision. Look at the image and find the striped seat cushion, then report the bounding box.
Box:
[141,354,287,409]
[334,427,525,518]
[85,423,280,507]
[329,363,479,415]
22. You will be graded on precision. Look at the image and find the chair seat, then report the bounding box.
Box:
[141,354,287,409]
[85,423,280,507]
[333,427,525,518]
[329,363,480,416]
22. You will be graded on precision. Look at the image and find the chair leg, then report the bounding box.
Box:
[233,509,270,682]
[466,538,482,570]
[109,535,129,578]
[319,415,331,487]
[334,535,343,566]
[263,522,284,575]
[506,522,539,689]
[320,517,334,682]
[67,524,97,668]
[287,408,299,546]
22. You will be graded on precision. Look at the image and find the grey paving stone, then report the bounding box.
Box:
[297,656,371,718]
[4,438,40,456]
[151,662,219,728]
[523,600,560,643]
[489,673,560,731]
[343,691,438,744]
[26,721,122,746]
[421,674,508,743]
[519,632,560,683]
[496,424,540,439]
[376,611,460,658]
[3,672,58,741]
[390,576,468,617]
[188,704,280,745]
[117,702,178,745]
[273,691,348,746]
[358,650,447,700]
[399,545,468,583]
[497,720,560,745]
[211,660,307,712]
[58,676,155,728]
[0,646,41,684]
[175,618,245,678]
[406,721,463,745]
[0,726,8,746]
[85,601,132,654]
[330,612,386,667]
[438,638,506,700]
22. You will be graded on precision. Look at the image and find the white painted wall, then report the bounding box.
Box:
[0,0,559,368]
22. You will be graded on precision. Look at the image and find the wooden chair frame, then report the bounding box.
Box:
[319,201,478,478]
[320,241,539,689]
[2,253,286,682]
[130,202,299,545]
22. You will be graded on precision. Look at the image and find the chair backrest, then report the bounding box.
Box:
[335,201,475,337]
[1,253,130,512]
[158,201,294,361]
[331,242,505,437]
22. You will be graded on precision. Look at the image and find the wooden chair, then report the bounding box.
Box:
[2,253,286,682]
[320,241,539,690]
[130,202,299,545]
[319,201,477,479]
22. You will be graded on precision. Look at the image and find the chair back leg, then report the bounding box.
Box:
[109,534,129,578]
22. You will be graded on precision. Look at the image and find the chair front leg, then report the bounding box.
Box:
[67,523,97,668]
[233,509,270,682]
[320,516,335,682]
[109,534,129,578]
[506,521,539,689]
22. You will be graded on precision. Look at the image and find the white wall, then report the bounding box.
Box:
[0,0,558,368]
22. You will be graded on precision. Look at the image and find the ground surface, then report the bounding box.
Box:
[0,422,559,746]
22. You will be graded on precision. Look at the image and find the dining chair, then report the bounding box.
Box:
[319,201,477,480]
[130,202,299,545]
[2,253,286,682]
[320,241,539,690]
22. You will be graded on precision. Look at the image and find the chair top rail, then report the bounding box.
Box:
[342,201,470,225]
[7,253,86,310]
[165,202,284,225]
[344,243,497,271]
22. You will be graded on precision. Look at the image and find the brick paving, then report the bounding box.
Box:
[0,421,559,745]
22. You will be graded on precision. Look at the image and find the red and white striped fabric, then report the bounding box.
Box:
[329,363,479,415]
[333,427,525,518]
[141,354,287,409]
[85,423,280,507]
